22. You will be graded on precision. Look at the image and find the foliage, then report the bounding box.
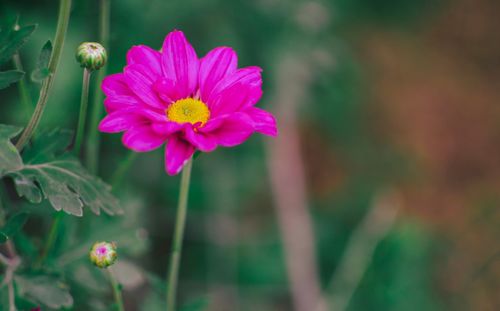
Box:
[0,126,121,216]
[0,21,35,89]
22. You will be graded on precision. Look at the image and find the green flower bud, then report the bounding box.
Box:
[76,42,107,71]
[89,241,117,268]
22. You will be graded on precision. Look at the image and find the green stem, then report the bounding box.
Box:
[15,0,72,151]
[38,211,63,266]
[12,53,33,119]
[0,189,17,259]
[86,0,111,173]
[74,68,92,155]
[110,151,138,189]
[108,268,125,311]
[166,159,193,311]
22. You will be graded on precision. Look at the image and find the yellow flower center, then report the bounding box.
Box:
[166,98,210,126]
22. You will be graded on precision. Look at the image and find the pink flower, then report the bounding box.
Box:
[99,30,277,175]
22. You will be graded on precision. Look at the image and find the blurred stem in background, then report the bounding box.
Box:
[110,151,138,189]
[0,253,20,311]
[86,0,111,174]
[166,158,193,311]
[37,211,63,266]
[74,68,92,155]
[12,53,33,120]
[267,52,326,311]
[322,190,399,311]
[14,0,72,151]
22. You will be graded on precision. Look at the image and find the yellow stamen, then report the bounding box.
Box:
[166,98,210,126]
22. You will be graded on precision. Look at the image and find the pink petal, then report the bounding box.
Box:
[165,136,195,175]
[208,66,262,103]
[244,107,278,137]
[184,126,217,152]
[99,112,145,133]
[161,30,199,98]
[126,45,162,76]
[151,121,183,135]
[209,113,255,147]
[124,64,165,109]
[210,83,262,116]
[199,47,237,102]
[207,67,263,116]
[198,114,229,133]
[104,95,139,113]
[153,77,182,103]
[122,125,167,152]
[102,74,134,97]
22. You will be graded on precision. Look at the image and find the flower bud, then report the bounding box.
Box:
[76,42,107,71]
[89,241,117,268]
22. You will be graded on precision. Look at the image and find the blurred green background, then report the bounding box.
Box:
[1,0,499,310]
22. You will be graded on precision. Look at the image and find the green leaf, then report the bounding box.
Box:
[0,24,36,65]
[15,275,73,309]
[9,155,121,216]
[31,40,52,83]
[0,124,23,175]
[22,128,73,163]
[0,70,24,89]
[0,211,29,238]
[0,126,121,217]
[30,68,50,83]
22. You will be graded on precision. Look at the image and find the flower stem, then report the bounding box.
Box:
[37,211,63,266]
[86,0,111,173]
[108,268,125,311]
[15,0,72,151]
[12,53,33,119]
[166,159,193,311]
[74,68,92,155]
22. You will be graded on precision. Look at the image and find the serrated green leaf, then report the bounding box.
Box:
[31,40,52,83]
[1,211,29,238]
[8,156,121,216]
[0,70,24,89]
[0,24,36,65]
[15,275,73,309]
[0,124,23,175]
[1,127,121,217]
[22,128,73,163]
[12,176,42,204]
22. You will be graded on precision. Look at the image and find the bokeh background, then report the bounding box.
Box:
[1,0,499,310]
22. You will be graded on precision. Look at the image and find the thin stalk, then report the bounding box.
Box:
[86,0,110,173]
[166,159,193,311]
[12,53,33,118]
[108,268,125,311]
[110,151,138,189]
[15,0,72,151]
[74,68,92,155]
[0,181,19,260]
[37,211,63,266]
[0,254,20,311]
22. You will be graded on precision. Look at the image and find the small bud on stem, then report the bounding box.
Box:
[76,42,107,71]
[89,241,117,268]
